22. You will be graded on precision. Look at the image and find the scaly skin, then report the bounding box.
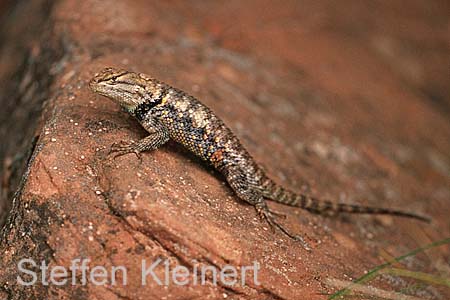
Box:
[89,67,430,248]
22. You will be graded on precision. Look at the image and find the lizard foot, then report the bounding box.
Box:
[108,140,142,162]
[255,202,311,251]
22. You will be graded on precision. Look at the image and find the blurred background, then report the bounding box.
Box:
[0,1,449,299]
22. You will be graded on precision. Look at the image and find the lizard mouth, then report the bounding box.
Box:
[88,79,110,96]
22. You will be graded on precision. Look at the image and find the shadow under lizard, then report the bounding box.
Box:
[89,67,430,250]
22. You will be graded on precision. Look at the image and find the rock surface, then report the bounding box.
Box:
[0,1,449,299]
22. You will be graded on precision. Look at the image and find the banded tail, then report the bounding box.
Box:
[261,178,430,222]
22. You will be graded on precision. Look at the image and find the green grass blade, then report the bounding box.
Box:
[328,237,450,299]
[381,267,450,288]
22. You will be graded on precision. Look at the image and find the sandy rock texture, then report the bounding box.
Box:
[0,1,449,299]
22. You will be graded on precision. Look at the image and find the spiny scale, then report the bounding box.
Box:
[89,67,430,247]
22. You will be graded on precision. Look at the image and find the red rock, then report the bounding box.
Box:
[0,1,449,299]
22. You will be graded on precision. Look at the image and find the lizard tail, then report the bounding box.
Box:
[260,178,430,222]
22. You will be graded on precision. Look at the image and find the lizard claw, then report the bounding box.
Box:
[266,207,287,219]
[109,140,131,153]
[255,202,311,251]
[108,140,143,162]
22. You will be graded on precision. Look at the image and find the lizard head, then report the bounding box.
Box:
[89,67,150,113]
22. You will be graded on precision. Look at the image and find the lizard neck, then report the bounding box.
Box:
[133,93,165,121]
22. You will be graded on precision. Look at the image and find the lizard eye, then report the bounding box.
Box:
[103,70,128,83]
[105,74,121,83]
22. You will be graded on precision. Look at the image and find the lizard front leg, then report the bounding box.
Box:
[110,117,169,160]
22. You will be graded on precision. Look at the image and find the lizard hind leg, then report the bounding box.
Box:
[227,175,311,250]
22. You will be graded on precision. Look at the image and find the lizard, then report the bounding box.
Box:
[89,67,430,248]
